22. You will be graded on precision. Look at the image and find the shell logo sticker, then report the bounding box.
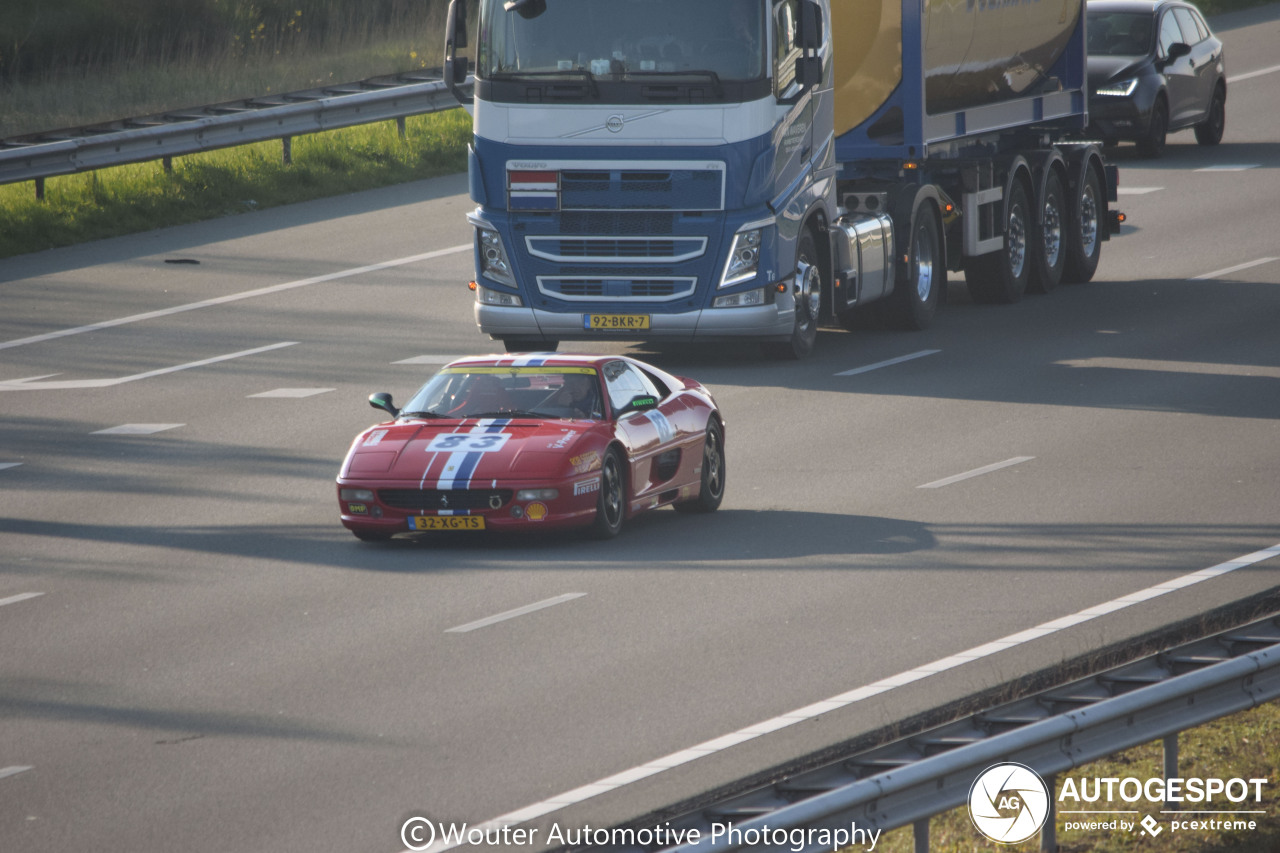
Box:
[525,501,549,521]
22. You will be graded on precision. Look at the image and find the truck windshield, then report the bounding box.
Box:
[477,0,767,82]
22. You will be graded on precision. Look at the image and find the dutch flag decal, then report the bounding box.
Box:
[508,170,559,211]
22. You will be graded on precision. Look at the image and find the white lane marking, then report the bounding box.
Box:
[1195,164,1259,172]
[394,355,465,365]
[415,542,1280,850]
[1117,187,1163,195]
[91,424,185,436]
[0,342,298,391]
[1191,257,1278,280]
[0,592,44,607]
[445,593,586,634]
[247,387,334,398]
[918,456,1035,489]
[836,349,941,376]
[1230,64,1280,83]
[0,463,22,471]
[0,766,33,781]
[0,244,471,352]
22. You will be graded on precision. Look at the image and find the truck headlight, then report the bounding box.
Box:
[720,228,762,287]
[476,284,524,307]
[1095,78,1138,97]
[478,228,517,287]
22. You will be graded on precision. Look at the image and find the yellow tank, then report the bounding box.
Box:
[831,0,1082,138]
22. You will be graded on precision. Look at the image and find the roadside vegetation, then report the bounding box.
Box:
[873,700,1280,852]
[0,0,1274,259]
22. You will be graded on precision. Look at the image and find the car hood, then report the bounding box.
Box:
[342,419,604,482]
[1087,55,1149,86]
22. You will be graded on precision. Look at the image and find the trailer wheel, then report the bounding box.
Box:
[1063,165,1103,284]
[1029,171,1066,294]
[965,179,1030,304]
[888,207,942,330]
[763,230,821,360]
[502,337,559,353]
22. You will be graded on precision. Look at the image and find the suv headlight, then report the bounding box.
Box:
[720,228,763,288]
[1095,78,1138,97]
[478,227,517,287]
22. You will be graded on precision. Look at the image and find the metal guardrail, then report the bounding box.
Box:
[0,71,472,190]
[592,615,1280,853]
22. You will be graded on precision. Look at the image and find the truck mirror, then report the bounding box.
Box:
[798,0,823,51]
[443,0,470,102]
[795,56,822,88]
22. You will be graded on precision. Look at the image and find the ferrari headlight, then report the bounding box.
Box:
[475,283,525,307]
[1095,78,1138,97]
[478,227,517,287]
[720,228,763,287]
[340,488,375,501]
[516,488,559,501]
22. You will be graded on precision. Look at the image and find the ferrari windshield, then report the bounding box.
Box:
[477,0,767,82]
[401,366,605,421]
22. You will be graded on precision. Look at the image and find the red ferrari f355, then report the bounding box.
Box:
[337,354,725,541]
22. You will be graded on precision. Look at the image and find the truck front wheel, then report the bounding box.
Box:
[763,230,821,360]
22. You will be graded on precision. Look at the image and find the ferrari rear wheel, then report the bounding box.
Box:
[674,420,725,513]
[588,448,626,539]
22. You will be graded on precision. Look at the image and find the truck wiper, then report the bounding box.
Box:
[539,68,600,97]
[625,69,725,98]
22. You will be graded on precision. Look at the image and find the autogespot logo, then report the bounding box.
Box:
[969,763,1051,844]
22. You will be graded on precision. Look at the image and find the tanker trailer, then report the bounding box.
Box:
[828,0,1124,327]
[441,0,1123,358]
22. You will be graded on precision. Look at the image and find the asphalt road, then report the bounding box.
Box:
[2,7,1279,853]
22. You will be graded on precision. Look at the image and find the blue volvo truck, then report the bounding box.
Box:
[443,0,1122,358]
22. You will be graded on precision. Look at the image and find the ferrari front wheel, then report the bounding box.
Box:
[588,448,626,539]
[675,420,725,513]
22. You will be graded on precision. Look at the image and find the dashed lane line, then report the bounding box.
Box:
[445,594,587,634]
[918,456,1036,489]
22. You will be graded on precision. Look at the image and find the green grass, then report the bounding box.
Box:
[0,0,1274,259]
[0,109,470,259]
[872,700,1280,852]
